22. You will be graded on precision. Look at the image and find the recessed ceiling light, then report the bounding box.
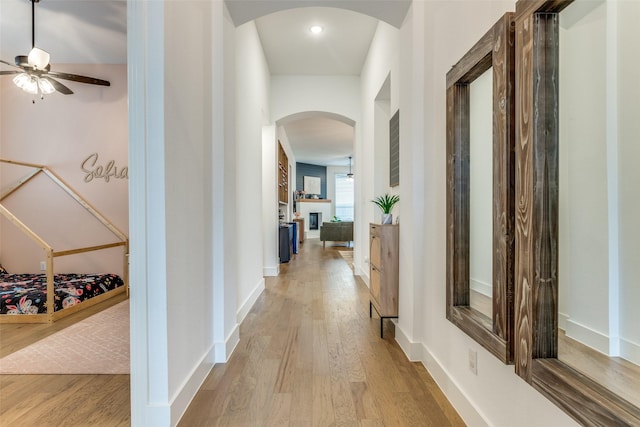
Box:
[310,25,324,34]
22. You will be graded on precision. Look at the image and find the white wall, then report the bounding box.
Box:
[469,69,494,298]
[359,21,401,282]
[556,0,640,365]
[615,0,640,364]
[271,76,361,123]
[0,64,127,276]
[262,125,278,276]
[235,20,270,321]
[163,1,217,424]
[558,1,610,352]
[373,95,391,203]
[128,1,242,425]
[391,2,581,426]
[212,1,239,364]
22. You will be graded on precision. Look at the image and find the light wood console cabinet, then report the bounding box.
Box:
[369,223,399,338]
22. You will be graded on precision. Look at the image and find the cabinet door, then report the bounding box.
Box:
[370,266,381,310]
[370,230,381,268]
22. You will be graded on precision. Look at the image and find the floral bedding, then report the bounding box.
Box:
[0,273,124,315]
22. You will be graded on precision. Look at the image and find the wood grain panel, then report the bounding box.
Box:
[446,12,515,364]
[446,26,494,87]
[368,224,399,318]
[514,1,640,424]
[514,10,535,381]
[492,14,516,356]
[533,360,640,427]
[531,12,559,360]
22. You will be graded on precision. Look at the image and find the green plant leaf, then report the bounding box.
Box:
[371,193,399,214]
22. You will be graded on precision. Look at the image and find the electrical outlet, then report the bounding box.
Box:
[468,349,478,375]
[40,261,46,271]
[364,256,370,264]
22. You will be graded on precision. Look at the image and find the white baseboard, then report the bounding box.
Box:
[558,311,569,332]
[143,405,170,427]
[237,278,265,324]
[263,265,279,277]
[394,323,488,427]
[470,278,491,297]
[565,319,609,355]
[393,321,422,361]
[620,337,640,365]
[214,323,239,363]
[355,267,369,287]
[171,345,215,426]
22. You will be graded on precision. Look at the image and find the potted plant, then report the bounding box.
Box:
[371,193,399,224]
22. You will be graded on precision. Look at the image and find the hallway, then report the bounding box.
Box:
[179,239,464,426]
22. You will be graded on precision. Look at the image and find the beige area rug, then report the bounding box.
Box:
[338,250,354,270]
[0,300,129,375]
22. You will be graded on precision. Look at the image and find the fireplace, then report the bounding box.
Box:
[309,212,321,230]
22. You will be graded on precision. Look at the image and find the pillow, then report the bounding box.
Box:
[0,264,7,274]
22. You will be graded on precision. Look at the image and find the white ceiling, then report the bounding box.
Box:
[254,7,378,76]
[0,0,408,167]
[0,0,127,64]
[279,113,355,166]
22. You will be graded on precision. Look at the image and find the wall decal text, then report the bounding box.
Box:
[81,153,129,183]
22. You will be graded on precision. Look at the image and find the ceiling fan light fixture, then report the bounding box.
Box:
[13,73,38,94]
[27,47,50,70]
[38,77,56,94]
[1,0,110,99]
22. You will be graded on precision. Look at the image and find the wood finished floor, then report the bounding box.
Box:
[0,292,130,426]
[0,239,465,426]
[179,239,465,426]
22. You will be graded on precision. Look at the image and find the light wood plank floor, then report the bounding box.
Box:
[179,239,465,426]
[0,239,465,426]
[0,292,130,426]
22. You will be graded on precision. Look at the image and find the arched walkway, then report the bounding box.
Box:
[225,1,411,28]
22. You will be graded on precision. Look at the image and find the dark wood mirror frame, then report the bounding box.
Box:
[446,12,515,364]
[513,0,640,424]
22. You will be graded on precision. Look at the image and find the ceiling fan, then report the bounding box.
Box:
[0,0,110,99]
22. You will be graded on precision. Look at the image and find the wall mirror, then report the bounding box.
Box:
[446,12,515,363]
[513,0,640,424]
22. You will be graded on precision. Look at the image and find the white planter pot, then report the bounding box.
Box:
[382,214,393,224]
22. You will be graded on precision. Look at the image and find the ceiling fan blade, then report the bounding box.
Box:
[44,77,74,95]
[1,59,22,69]
[0,71,21,75]
[46,71,110,87]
